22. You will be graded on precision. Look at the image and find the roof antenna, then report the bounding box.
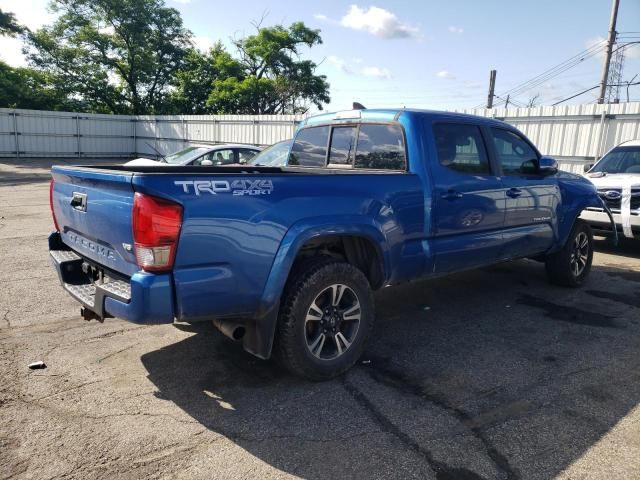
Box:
[352,102,366,110]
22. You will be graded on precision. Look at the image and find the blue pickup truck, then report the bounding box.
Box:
[49,108,610,380]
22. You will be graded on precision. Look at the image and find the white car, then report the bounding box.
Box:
[125,144,261,167]
[582,139,640,238]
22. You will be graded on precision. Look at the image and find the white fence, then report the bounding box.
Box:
[460,102,640,173]
[0,109,304,159]
[2,104,640,173]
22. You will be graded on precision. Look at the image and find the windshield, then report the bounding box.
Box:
[248,140,292,166]
[164,146,210,165]
[591,146,640,174]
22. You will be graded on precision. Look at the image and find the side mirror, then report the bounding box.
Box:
[583,163,593,173]
[200,159,213,166]
[538,156,558,176]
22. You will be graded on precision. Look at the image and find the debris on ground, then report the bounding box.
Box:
[28,361,46,370]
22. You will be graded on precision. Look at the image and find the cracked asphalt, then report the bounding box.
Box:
[2,158,640,479]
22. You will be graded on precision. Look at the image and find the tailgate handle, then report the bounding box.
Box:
[71,192,87,212]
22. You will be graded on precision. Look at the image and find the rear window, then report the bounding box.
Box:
[329,126,357,165]
[288,126,329,167]
[354,124,406,170]
[289,123,406,171]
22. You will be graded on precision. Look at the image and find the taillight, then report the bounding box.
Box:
[132,193,183,272]
[49,179,60,231]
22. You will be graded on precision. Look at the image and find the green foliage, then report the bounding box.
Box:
[27,0,192,114]
[169,44,242,114]
[5,1,329,115]
[0,8,25,36]
[171,22,330,114]
[0,61,83,110]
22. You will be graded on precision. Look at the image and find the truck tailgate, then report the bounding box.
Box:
[51,166,138,277]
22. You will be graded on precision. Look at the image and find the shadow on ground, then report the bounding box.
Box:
[141,249,640,479]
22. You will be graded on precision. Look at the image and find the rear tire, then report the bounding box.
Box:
[545,219,593,287]
[276,257,374,381]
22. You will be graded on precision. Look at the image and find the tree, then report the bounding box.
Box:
[27,0,192,114]
[209,21,330,114]
[0,8,25,36]
[170,21,329,114]
[0,61,83,110]
[527,94,540,108]
[169,43,242,114]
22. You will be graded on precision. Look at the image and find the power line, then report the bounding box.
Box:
[552,80,640,106]
[498,42,605,98]
[472,41,606,109]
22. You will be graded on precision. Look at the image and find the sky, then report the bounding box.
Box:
[1,0,639,112]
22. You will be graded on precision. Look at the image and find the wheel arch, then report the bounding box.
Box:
[243,217,390,359]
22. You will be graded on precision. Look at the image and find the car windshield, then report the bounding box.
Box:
[248,140,292,166]
[591,146,640,174]
[164,146,210,165]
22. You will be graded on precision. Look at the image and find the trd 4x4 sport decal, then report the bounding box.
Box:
[175,179,273,196]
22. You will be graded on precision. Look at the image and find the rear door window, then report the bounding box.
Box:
[433,123,490,174]
[354,124,406,170]
[289,126,330,167]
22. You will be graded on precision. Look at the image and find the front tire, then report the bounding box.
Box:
[545,219,593,287]
[276,258,374,381]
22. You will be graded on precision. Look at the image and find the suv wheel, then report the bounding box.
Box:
[277,257,374,380]
[545,219,593,287]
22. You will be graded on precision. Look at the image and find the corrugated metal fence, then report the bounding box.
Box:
[459,102,640,173]
[0,109,304,159]
[1,104,640,173]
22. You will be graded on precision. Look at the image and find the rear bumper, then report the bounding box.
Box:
[580,208,640,234]
[49,232,175,324]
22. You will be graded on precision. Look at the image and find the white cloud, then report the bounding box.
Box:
[327,55,354,74]
[171,0,192,4]
[362,66,392,79]
[0,36,27,66]
[625,43,640,60]
[0,0,53,66]
[314,13,328,21]
[436,70,455,80]
[327,55,391,79]
[340,5,418,39]
[0,0,52,30]
[193,35,213,51]
[448,26,464,34]
[585,36,606,60]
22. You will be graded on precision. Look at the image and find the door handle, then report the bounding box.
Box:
[441,190,463,200]
[506,188,522,198]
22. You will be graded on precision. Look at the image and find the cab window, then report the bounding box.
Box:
[490,128,539,175]
[433,123,490,174]
[329,126,357,165]
[289,126,330,167]
[354,124,406,170]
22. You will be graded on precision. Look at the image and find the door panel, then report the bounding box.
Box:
[429,122,506,273]
[488,128,559,257]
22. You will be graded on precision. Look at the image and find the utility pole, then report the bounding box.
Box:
[487,69,497,109]
[597,0,620,104]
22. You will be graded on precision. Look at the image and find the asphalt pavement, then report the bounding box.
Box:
[2,158,640,479]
